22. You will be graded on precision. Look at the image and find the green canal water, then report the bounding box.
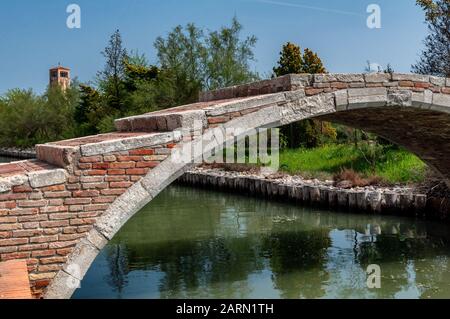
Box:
[73,185,450,299]
[0,156,15,163]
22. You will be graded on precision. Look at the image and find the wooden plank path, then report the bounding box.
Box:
[0,260,32,299]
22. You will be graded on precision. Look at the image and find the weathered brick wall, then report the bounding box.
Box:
[0,141,177,298]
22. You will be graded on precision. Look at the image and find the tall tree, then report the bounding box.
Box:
[75,84,104,135]
[97,30,129,111]
[273,42,336,148]
[273,42,303,75]
[154,23,205,105]
[154,17,259,99]
[205,17,259,89]
[302,49,327,74]
[412,0,450,77]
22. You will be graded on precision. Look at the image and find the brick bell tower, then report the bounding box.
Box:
[49,65,71,91]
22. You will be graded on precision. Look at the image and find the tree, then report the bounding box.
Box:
[204,17,259,89]
[273,42,303,75]
[97,29,129,111]
[412,0,450,77]
[154,17,259,98]
[0,84,79,147]
[75,84,104,135]
[154,23,204,104]
[273,42,336,148]
[302,48,327,74]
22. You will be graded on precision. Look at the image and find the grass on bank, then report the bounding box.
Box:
[277,144,427,185]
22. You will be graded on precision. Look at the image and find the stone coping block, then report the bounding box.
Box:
[0,167,67,193]
[115,110,207,133]
[204,92,286,117]
[36,132,179,167]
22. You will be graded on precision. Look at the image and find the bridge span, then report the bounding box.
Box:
[0,73,449,298]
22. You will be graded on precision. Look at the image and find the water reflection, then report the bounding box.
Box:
[73,185,450,299]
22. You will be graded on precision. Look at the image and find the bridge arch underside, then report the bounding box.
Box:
[43,89,450,299]
[316,106,450,185]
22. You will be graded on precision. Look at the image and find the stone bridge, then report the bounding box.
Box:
[0,73,449,299]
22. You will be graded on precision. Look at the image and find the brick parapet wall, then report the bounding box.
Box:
[0,140,178,298]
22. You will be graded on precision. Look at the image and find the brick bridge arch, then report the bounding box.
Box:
[0,73,449,298]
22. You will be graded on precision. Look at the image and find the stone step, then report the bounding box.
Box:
[35,131,179,168]
[114,97,249,133]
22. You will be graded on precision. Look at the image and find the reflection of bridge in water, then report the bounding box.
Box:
[0,73,449,298]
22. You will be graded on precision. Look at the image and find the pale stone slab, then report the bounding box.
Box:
[205,93,285,116]
[430,76,446,86]
[412,90,433,108]
[348,95,387,109]
[387,90,412,107]
[80,133,176,156]
[334,90,348,111]
[28,169,67,188]
[348,87,387,97]
[365,73,391,83]
[314,74,364,83]
[431,93,450,114]
[62,238,99,281]
[280,93,335,125]
[43,270,80,299]
[392,73,429,82]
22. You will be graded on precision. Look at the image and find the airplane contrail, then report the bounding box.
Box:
[255,0,365,17]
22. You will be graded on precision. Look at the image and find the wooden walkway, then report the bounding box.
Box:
[0,260,32,299]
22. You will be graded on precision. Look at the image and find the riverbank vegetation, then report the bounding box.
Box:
[278,144,427,185]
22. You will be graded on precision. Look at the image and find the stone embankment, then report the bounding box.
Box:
[178,167,436,217]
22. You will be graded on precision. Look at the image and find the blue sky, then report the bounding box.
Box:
[0,0,427,94]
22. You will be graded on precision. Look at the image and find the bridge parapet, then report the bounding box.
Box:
[200,72,450,102]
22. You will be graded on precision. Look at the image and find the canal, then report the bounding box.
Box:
[73,185,450,299]
[0,156,16,163]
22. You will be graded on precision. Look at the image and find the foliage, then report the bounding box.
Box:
[277,144,427,184]
[412,0,450,76]
[302,48,327,74]
[273,42,303,75]
[75,84,103,135]
[0,84,79,147]
[273,42,335,149]
[97,29,129,112]
[155,17,259,92]
[205,17,259,89]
